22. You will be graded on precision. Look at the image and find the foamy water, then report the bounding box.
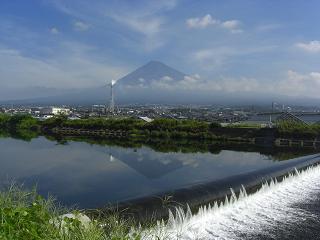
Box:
[139,164,320,240]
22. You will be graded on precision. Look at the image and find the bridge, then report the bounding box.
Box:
[275,112,308,125]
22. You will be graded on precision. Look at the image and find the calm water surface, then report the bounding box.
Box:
[0,137,316,208]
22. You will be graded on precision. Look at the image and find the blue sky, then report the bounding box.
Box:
[1,0,320,101]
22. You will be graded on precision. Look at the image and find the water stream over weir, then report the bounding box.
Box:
[140,163,320,240]
[114,154,320,222]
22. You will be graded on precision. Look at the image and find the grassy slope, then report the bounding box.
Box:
[0,186,141,240]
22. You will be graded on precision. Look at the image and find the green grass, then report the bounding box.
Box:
[0,185,141,240]
[226,123,262,128]
[276,120,320,137]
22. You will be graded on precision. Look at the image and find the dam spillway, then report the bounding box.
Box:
[141,163,320,240]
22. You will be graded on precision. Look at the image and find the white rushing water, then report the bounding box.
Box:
[139,164,320,240]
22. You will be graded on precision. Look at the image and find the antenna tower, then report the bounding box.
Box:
[109,80,116,113]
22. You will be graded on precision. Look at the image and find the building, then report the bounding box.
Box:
[139,116,154,123]
[40,107,71,116]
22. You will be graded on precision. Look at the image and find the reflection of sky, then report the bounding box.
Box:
[0,137,304,208]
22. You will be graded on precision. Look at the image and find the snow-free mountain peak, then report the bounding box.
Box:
[117,60,186,86]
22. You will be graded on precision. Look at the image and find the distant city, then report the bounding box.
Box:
[2,103,320,126]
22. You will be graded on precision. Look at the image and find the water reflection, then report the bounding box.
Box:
[0,136,318,208]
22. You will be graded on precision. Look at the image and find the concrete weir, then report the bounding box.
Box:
[112,154,320,222]
[139,162,320,239]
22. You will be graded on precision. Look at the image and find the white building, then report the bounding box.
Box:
[40,107,71,116]
[139,116,154,123]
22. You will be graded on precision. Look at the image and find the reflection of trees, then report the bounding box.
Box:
[0,114,40,141]
[43,135,319,160]
[0,129,38,142]
[0,130,10,138]
[0,130,318,160]
[265,149,317,161]
[12,130,38,141]
[50,136,221,154]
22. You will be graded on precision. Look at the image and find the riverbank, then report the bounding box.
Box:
[0,185,140,240]
[1,114,320,149]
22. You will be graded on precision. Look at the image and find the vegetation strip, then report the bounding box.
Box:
[1,114,320,145]
[0,185,142,240]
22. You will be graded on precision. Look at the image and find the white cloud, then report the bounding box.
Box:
[147,73,261,92]
[141,0,178,13]
[221,20,242,33]
[221,20,239,29]
[51,0,177,51]
[110,14,163,37]
[0,43,128,91]
[213,77,261,92]
[310,72,320,83]
[186,14,219,29]
[276,70,320,96]
[296,41,320,53]
[50,27,59,34]
[73,21,90,31]
[193,47,236,69]
[215,71,320,97]
[107,11,167,51]
[256,23,283,32]
[192,45,276,69]
[186,14,242,33]
[161,76,173,81]
[149,74,202,90]
[119,68,320,99]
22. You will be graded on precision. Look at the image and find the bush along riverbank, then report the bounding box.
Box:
[1,114,320,147]
[0,185,142,240]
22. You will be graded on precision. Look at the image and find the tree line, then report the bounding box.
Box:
[1,114,320,140]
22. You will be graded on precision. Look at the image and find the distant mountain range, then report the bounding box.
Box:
[116,60,186,86]
[2,60,320,106]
